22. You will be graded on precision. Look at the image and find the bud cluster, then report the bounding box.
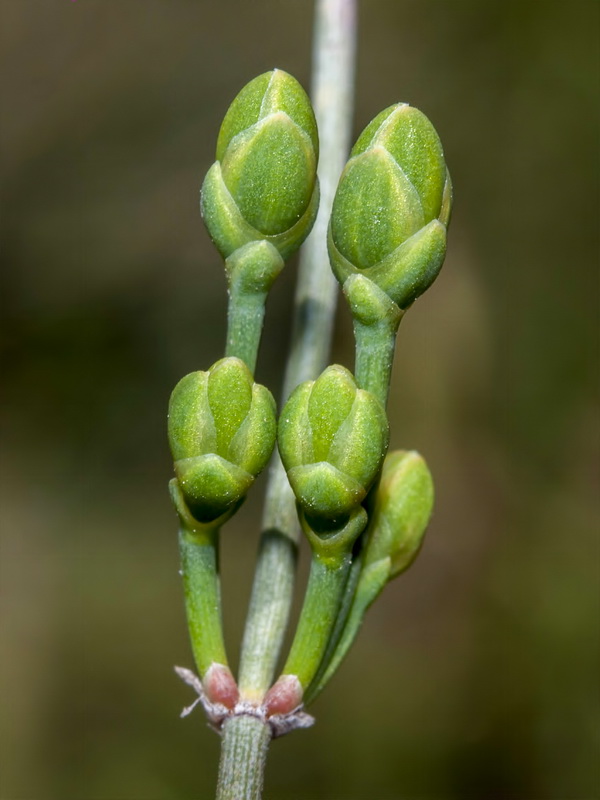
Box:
[168,69,452,723]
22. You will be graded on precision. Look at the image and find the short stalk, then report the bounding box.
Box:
[225,288,267,374]
[224,242,284,373]
[343,274,403,407]
[265,507,367,710]
[353,315,401,407]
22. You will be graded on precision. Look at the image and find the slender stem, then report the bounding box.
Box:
[304,557,390,703]
[225,288,266,373]
[304,551,363,698]
[281,553,352,688]
[300,277,402,699]
[216,716,272,800]
[170,479,230,676]
[215,5,358,798]
[224,241,284,374]
[237,0,357,701]
[353,317,400,407]
[343,275,403,407]
[180,528,228,675]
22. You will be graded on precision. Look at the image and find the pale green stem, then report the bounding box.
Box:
[237,0,357,701]
[216,716,271,800]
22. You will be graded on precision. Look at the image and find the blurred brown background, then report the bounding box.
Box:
[1,1,598,798]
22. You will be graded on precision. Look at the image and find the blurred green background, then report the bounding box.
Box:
[1,1,598,798]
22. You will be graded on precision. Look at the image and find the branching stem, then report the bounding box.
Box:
[237,0,357,701]
[216,1,358,797]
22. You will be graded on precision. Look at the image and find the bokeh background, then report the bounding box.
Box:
[1,1,598,798]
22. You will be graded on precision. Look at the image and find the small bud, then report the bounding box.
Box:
[202,663,240,710]
[329,104,452,309]
[201,69,319,260]
[278,365,389,525]
[364,450,434,579]
[168,357,276,522]
[263,674,303,717]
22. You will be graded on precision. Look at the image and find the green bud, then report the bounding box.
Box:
[364,450,434,579]
[201,69,320,260]
[328,104,452,309]
[278,365,389,525]
[168,357,276,523]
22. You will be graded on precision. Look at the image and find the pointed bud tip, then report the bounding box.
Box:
[205,69,318,259]
[329,102,450,307]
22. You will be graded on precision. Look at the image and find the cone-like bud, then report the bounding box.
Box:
[364,450,434,578]
[328,104,452,309]
[202,69,319,260]
[168,357,276,522]
[278,365,389,526]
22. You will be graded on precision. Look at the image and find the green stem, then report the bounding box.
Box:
[170,479,229,675]
[281,553,352,688]
[303,551,363,699]
[225,289,266,374]
[224,241,284,374]
[304,557,390,703]
[353,316,400,407]
[299,278,401,698]
[216,715,272,800]
[180,527,227,675]
[237,0,357,702]
[343,274,403,407]
[277,506,367,691]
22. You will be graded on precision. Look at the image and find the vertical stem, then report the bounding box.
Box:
[224,241,285,374]
[304,557,390,703]
[225,286,266,374]
[180,528,228,675]
[304,551,363,697]
[237,0,358,701]
[353,316,400,407]
[171,479,231,679]
[216,4,358,798]
[280,554,352,688]
[343,275,404,408]
[216,716,272,800]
